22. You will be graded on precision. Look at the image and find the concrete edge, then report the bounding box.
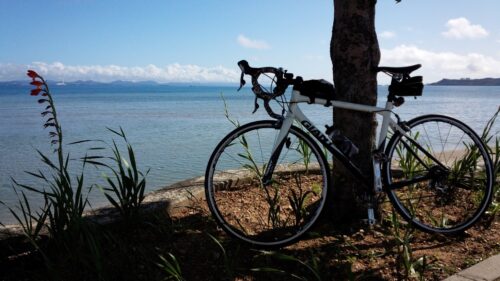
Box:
[0,176,206,239]
[443,254,500,281]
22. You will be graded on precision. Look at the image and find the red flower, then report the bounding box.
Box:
[27,70,39,79]
[31,88,42,96]
[30,80,43,87]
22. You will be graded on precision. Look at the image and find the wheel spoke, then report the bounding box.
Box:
[206,122,329,247]
[385,116,493,234]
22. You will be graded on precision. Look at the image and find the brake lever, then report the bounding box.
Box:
[252,96,259,114]
[237,72,246,91]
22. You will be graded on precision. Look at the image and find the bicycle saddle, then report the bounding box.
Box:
[376,64,421,75]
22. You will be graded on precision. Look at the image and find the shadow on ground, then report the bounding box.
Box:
[1,199,499,281]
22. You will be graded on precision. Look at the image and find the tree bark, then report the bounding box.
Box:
[329,0,380,222]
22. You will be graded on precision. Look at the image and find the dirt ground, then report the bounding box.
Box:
[167,195,500,281]
[1,191,499,281]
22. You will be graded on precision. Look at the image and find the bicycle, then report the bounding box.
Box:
[205,60,494,248]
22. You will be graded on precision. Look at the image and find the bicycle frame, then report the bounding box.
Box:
[264,89,407,188]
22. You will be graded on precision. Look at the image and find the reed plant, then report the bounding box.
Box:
[11,70,92,241]
[1,70,107,278]
[157,252,186,281]
[86,127,149,220]
[221,94,285,227]
[207,233,242,280]
[452,107,500,222]
[288,174,317,226]
[481,107,500,220]
[390,210,428,280]
[395,131,425,180]
[0,187,48,243]
[297,138,312,172]
[251,250,324,281]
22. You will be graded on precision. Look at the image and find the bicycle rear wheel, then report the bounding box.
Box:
[384,115,494,234]
[205,120,329,248]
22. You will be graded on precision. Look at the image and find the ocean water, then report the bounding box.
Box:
[0,84,499,223]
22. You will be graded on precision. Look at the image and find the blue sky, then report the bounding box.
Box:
[1,0,500,83]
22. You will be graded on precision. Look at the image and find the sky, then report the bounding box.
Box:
[1,0,500,84]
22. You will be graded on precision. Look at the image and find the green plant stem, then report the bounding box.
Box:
[40,76,64,171]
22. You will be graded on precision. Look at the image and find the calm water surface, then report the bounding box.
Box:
[0,84,499,223]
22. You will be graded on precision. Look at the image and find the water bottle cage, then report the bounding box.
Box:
[326,126,359,158]
[333,136,359,158]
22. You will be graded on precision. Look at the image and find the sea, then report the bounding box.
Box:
[1,83,499,224]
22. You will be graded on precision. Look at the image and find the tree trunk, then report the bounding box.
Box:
[329,0,380,223]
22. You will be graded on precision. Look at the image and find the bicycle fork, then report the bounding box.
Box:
[261,139,286,185]
[262,117,294,185]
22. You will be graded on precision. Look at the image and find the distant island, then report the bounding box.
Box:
[3,78,500,88]
[0,80,237,88]
[431,78,500,86]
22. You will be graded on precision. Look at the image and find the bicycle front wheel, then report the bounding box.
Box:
[205,120,330,248]
[384,115,494,234]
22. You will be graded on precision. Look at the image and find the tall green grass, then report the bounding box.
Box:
[85,127,149,220]
[1,70,106,279]
[389,210,428,280]
[6,70,92,242]
[157,252,186,281]
[482,107,500,220]
[252,250,324,281]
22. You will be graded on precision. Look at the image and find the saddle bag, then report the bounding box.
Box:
[389,76,423,97]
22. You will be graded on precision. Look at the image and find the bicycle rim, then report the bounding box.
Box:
[384,115,493,233]
[205,121,329,248]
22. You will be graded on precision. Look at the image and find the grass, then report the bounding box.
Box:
[389,209,428,280]
[483,107,500,222]
[86,127,150,220]
[0,70,106,279]
[251,250,324,281]
[1,72,152,280]
[157,253,186,281]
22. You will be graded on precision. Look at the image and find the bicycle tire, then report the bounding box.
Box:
[205,120,330,248]
[384,114,494,234]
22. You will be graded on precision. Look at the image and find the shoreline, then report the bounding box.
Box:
[0,174,206,239]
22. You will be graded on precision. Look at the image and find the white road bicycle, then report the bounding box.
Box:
[205,60,494,248]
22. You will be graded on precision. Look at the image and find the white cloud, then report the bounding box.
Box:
[237,34,270,50]
[379,31,396,39]
[380,45,500,83]
[0,62,240,83]
[442,17,489,39]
